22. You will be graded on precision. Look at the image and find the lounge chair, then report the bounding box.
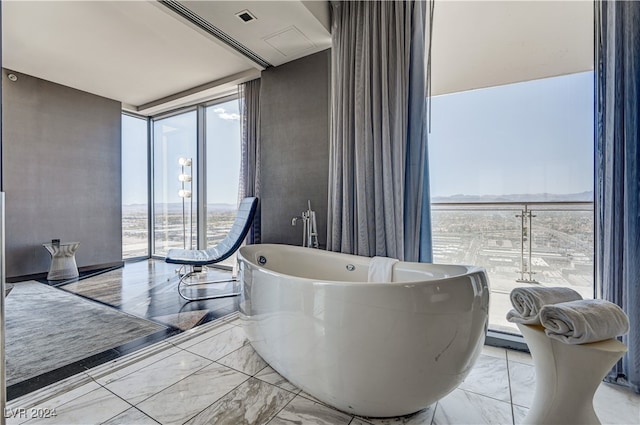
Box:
[165,197,258,301]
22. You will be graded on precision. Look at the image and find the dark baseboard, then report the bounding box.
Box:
[7,261,125,283]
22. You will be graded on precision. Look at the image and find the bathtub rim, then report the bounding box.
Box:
[238,244,488,287]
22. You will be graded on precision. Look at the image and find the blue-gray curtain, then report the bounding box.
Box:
[238,79,261,244]
[327,0,433,261]
[595,0,640,393]
[419,1,434,263]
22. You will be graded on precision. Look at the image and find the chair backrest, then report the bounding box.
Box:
[206,197,259,262]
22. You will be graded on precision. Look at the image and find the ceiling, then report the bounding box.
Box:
[2,0,331,115]
[431,1,594,96]
[2,1,593,115]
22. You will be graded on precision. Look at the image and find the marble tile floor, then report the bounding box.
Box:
[5,282,168,396]
[8,260,239,400]
[7,313,639,425]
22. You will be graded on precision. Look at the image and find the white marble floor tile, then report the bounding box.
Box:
[102,407,160,425]
[358,405,436,424]
[92,345,182,385]
[432,389,514,425]
[506,349,533,365]
[136,362,249,425]
[482,345,507,360]
[255,366,300,393]
[185,377,296,425]
[298,390,436,424]
[594,382,640,425]
[7,379,100,425]
[298,391,333,408]
[459,354,511,402]
[104,350,211,405]
[513,405,529,424]
[5,409,33,425]
[7,372,97,418]
[26,387,131,425]
[184,325,248,361]
[217,344,268,376]
[269,395,352,425]
[508,361,536,408]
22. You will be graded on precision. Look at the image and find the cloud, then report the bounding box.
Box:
[219,112,240,120]
[213,107,240,121]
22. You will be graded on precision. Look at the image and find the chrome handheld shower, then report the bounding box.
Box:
[291,200,319,248]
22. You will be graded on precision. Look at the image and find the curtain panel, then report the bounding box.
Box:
[595,0,640,393]
[327,0,432,261]
[238,79,262,244]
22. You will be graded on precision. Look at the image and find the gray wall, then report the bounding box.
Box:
[2,69,122,278]
[259,49,330,247]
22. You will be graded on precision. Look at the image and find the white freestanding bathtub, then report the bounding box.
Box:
[238,244,490,418]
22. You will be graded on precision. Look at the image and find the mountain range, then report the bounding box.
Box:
[431,191,594,203]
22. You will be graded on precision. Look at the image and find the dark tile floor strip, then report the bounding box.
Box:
[6,328,182,400]
[36,265,123,287]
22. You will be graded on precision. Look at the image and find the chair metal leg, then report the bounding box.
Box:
[177,270,241,302]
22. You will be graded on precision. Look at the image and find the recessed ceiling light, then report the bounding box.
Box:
[7,74,18,82]
[235,10,257,23]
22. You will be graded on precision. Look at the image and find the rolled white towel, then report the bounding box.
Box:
[540,299,630,344]
[368,256,399,283]
[506,286,583,324]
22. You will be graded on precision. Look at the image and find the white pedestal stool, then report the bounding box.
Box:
[517,324,627,425]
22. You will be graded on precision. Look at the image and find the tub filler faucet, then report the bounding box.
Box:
[292,200,319,248]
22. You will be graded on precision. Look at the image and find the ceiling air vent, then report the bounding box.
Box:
[236,10,257,23]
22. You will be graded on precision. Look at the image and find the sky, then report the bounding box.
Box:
[427,71,594,198]
[121,115,147,205]
[205,100,242,205]
[122,99,241,206]
[124,71,594,205]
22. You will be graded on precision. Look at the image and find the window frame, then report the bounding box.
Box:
[200,95,242,269]
[150,106,199,258]
[121,111,151,262]
[146,94,240,267]
[426,73,595,348]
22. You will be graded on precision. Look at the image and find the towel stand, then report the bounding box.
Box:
[517,323,627,425]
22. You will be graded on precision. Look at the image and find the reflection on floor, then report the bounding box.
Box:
[7,313,640,425]
[60,260,239,330]
[7,260,238,400]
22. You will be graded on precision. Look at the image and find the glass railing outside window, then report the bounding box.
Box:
[431,201,594,334]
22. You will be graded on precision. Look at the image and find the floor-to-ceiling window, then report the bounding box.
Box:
[122,113,149,259]
[152,110,198,256]
[204,98,241,266]
[147,96,242,262]
[428,72,594,334]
